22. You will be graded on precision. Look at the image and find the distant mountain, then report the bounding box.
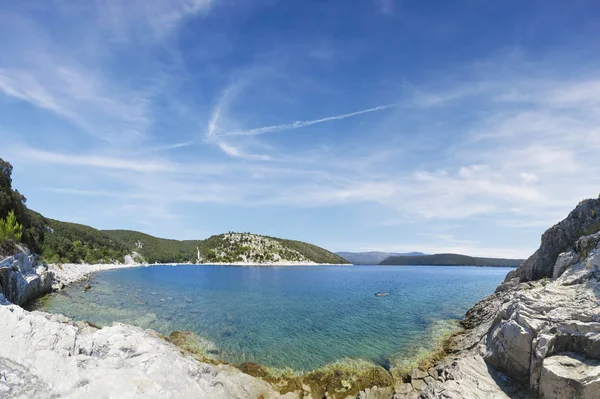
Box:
[336,251,427,265]
[379,253,522,267]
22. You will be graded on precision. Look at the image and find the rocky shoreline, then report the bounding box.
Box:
[1,197,600,398]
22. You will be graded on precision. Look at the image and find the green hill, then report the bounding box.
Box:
[39,221,348,265]
[102,230,202,264]
[170,232,348,264]
[379,253,522,267]
[42,219,129,264]
[269,237,349,264]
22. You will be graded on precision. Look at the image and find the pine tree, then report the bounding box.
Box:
[0,210,23,242]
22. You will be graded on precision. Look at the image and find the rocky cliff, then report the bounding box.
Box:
[399,197,600,399]
[506,197,600,282]
[0,248,52,306]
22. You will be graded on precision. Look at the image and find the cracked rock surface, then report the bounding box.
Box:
[419,198,600,399]
[0,299,288,399]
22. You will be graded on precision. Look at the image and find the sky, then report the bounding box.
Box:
[1,0,600,258]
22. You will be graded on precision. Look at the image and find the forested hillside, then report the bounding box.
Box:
[103,230,201,263]
[42,219,128,264]
[380,253,522,267]
[336,251,427,265]
[269,237,349,264]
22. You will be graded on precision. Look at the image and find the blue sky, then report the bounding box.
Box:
[1,0,600,258]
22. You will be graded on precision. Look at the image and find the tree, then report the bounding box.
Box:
[0,210,23,242]
[0,158,46,253]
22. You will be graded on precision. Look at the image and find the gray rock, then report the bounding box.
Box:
[410,368,428,380]
[427,367,437,379]
[358,386,394,399]
[485,318,534,384]
[0,250,52,306]
[0,303,283,398]
[507,197,600,282]
[553,250,579,278]
[423,376,435,386]
[539,353,600,399]
[394,383,413,394]
[423,197,600,399]
[411,379,426,391]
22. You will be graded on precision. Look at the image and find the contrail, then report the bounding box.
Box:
[219,103,398,137]
[152,141,194,152]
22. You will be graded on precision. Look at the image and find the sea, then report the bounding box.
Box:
[30,265,511,372]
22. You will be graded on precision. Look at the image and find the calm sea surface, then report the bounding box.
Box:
[31,265,511,371]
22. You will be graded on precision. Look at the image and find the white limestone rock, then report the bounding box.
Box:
[423,217,600,399]
[0,250,53,306]
[539,353,600,399]
[0,303,283,399]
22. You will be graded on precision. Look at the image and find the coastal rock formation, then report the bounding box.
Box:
[123,251,146,265]
[414,197,600,399]
[505,197,600,282]
[0,248,52,306]
[0,301,290,399]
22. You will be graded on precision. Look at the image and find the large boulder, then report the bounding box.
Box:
[485,317,535,385]
[0,250,53,306]
[539,353,600,399]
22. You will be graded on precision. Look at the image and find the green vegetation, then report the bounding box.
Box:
[0,210,22,242]
[103,230,201,264]
[270,237,349,264]
[197,233,349,264]
[42,219,129,264]
[380,253,522,267]
[0,159,45,255]
[40,226,345,265]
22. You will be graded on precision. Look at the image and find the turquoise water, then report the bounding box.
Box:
[31,265,511,371]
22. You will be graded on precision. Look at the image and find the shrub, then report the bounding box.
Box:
[0,210,22,243]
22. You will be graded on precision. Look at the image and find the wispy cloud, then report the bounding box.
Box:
[0,0,215,143]
[14,146,177,173]
[217,142,272,161]
[219,103,398,137]
[94,0,215,41]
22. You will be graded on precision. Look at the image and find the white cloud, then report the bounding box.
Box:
[94,0,215,41]
[14,146,176,173]
[217,142,272,161]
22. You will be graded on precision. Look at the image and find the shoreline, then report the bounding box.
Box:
[48,261,351,289]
